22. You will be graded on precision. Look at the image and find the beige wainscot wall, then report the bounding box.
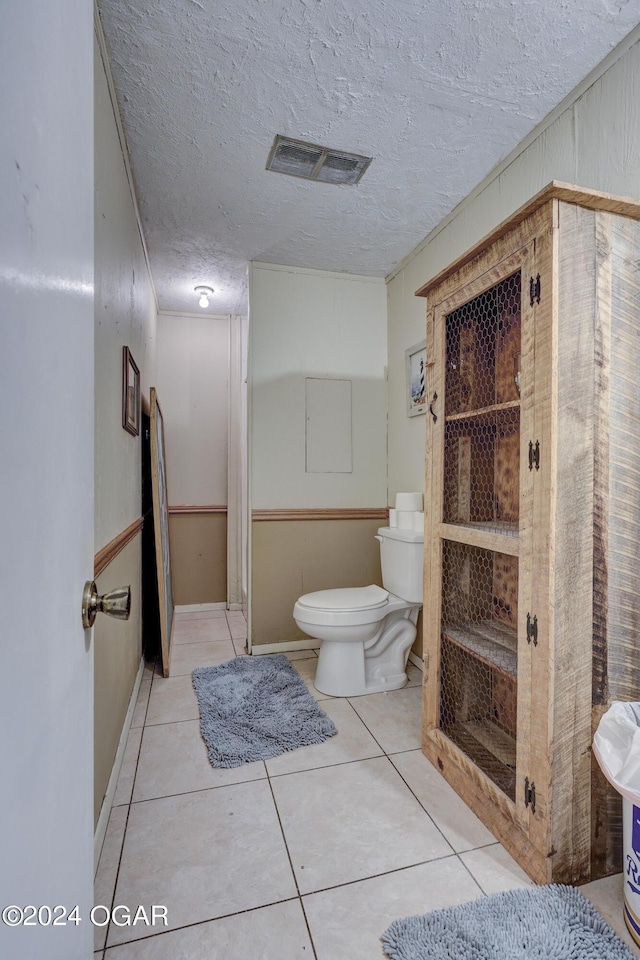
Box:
[168,507,228,605]
[251,514,386,647]
[93,531,142,825]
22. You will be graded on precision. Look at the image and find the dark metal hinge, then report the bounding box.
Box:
[524,777,536,813]
[528,439,540,471]
[527,613,538,646]
[529,274,541,306]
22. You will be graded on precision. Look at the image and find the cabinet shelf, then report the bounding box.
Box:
[443,720,516,800]
[443,620,517,678]
[440,522,519,556]
[443,519,518,539]
[445,400,520,424]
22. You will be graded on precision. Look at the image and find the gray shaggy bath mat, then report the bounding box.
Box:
[381,884,635,959]
[192,654,337,767]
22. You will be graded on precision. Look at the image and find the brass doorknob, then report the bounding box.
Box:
[82,581,131,629]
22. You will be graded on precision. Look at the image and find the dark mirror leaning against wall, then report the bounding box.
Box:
[141,410,160,662]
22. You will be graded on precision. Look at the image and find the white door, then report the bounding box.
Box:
[0,3,95,959]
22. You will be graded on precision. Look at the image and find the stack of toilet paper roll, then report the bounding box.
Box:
[389,492,424,533]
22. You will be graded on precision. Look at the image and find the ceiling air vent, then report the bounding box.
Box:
[266,135,372,185]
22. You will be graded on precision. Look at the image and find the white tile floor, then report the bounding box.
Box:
[95,609,640,958]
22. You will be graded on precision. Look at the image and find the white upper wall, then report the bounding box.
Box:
[249,263,388,509]
[94,31,157,548]
[386,31,640,501]
[155,312,229,506]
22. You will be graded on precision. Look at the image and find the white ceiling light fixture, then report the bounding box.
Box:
[194,285,214,308]
[266,135,372,185]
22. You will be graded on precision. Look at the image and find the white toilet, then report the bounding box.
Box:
[293,526,423,697]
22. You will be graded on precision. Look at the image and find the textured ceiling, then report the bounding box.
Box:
[97,0,640,316]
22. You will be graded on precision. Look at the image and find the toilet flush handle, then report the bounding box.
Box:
[374,535,383,542]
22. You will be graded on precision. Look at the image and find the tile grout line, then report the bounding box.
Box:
[172,638,233,646]
[342,692,423,764]
[139,716,203,730]
[267,649,382,958]
[342,695,389,755]
[456,850,491,898]
[291,850,465,898]
[99,658,158,956]
[131,670,153,731]
[128,771,269,806]
[265,749,384,779]
[264,765,320,960]
[98,895,305,953]
[339,692,503,885]
[383,752,460,858]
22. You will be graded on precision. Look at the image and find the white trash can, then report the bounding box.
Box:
[593,701,640,947]
[621,797,640,944]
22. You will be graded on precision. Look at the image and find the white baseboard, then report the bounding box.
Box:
[408,651,424,672]
[251,638,319,656]
[227,603,244,611]
[175,602,226,613]
[253,642,425,669]
[94,656,145,874]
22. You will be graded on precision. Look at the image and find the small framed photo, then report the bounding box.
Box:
[406,340,427,417]
[122,346,140,436]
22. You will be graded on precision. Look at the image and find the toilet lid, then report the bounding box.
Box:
[297,584,389,612]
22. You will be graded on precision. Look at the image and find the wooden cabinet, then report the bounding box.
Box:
[418,182,640,884]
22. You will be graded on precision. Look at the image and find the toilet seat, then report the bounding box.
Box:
[293,584,407,628]
[297,584,388,612]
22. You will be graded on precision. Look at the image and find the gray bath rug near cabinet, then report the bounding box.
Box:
[192,654,337,768]
[381,884,635,959]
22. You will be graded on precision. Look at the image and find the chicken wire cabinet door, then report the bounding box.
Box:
[421,227,543,875]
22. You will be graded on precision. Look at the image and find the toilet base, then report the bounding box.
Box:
[314,639,410,697]
[313,611,418,697]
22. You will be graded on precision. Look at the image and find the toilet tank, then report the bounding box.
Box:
[376,527,424,603]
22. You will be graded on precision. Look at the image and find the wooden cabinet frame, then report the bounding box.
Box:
[418,183,640,884]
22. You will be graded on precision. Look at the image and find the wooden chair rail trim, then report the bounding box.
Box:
[252,507,389,522]
[94,517,143,578]
[168,505,228,515]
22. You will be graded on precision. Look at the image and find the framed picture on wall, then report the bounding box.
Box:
[122,346,140,436]
[406,339,427,417]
